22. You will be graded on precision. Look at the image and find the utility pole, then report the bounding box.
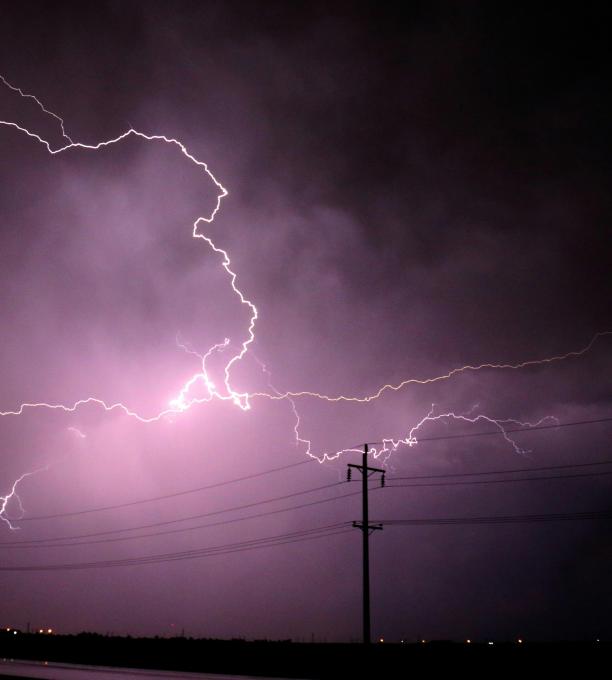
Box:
[348,443,385,645]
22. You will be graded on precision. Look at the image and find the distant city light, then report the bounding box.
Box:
[518,639,523,644]
[466,639,471,644]
[379,637,384,643]
[488,641,494,646]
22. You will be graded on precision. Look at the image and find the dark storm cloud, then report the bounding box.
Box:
[0,1,611,642]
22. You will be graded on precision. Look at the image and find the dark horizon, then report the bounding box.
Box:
[1,630,611,680]
[0,1,611,645]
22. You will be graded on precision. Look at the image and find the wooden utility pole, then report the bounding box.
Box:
[348,444,385,644]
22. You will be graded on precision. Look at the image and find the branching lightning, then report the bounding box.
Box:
[0,74,257,421]
[251,330,612,405]
[371,407,559,465]
[0,74,73,144]
[1,469,47,530]
[0,74,610,527]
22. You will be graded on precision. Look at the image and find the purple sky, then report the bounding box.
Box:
[0,2,611,642]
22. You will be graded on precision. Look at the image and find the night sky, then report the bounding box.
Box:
[0,1,611,642]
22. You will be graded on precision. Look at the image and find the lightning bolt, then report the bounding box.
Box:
[0,73,257,422]
[249,353,314,459]
[251,330,612,404]
[0,74,610,525]
[372,406,559,464]
[0,74,73,144]
[0,469,46,530]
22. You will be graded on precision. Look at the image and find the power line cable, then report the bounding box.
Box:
[12,457,317,522]
[15,465,612,547]
[376,510,612,526]
[386,469,612,489]
[8,460,612,546]
[11,416,611,522]
[0,522,354,572]
[1,480,374,545]
[0,485,382,549]
[6,505,612,571]
[388,457,612,482]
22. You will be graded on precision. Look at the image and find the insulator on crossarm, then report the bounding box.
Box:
[347,468,352,482]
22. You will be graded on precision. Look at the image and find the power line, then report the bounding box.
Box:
[0,485,383,549]
[6,481,343,542]
[0,522,354,572]
[386,469,612,489]
[13,457,317,522]
[376,510,612,526]
[1,480,378,546]
[9,507,611,571]
[388,457,612,481]
[8,459,612,546]
[10,416,611,523]
[15,465,612,547]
